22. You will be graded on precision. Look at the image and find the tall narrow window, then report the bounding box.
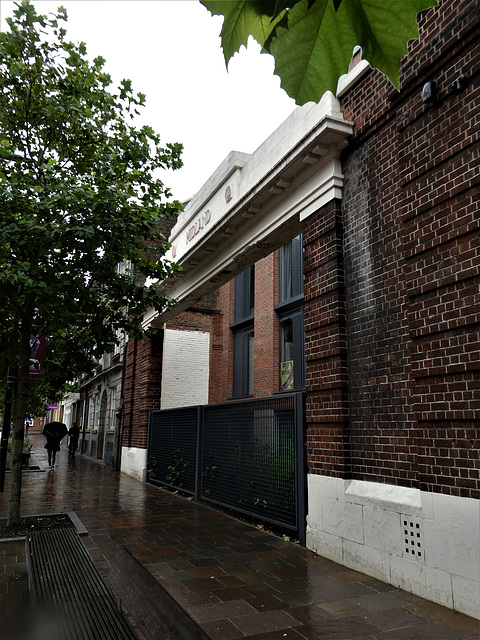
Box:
[113,328,122,355]
[279,311,305,391]
[234,265,255,323]
[89,395,97,429]
[233,327,254,397]
[276,235,305,392]
[232,266,255,397]
[110,387,117,428]
[280,318,294,391]
[279,234,303,303]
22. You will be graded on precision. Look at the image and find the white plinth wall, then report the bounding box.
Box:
[306,475,480,619]
[120,446,148,483]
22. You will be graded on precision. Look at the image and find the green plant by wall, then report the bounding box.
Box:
[166,449,189,489]
[147,455,158,479]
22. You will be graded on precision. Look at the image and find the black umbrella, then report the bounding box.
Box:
[43,421,68,440]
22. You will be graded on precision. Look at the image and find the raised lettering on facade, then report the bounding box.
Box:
[186,209,211,244]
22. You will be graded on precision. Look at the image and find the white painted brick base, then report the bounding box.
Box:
[306,475,480,619]
[161,329,210,410]
[120,330,210,482]
[120,446,147,482]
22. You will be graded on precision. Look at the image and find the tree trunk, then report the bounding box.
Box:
[7,322,32,525]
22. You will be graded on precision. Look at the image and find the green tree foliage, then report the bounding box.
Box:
[201,0,438,105]
[0,1,183,523]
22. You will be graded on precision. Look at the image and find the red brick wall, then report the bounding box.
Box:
[208,255,282,402]
[166,311,212,332]
[320,0,480,497]
[123,330,164,450]
[303,200,350,477]
[209,281,234,404]
[123,303,221,448]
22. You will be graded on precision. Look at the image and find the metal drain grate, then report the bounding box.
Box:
[402,516,425,562]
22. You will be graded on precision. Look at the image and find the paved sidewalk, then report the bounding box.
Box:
[1,434,478,640]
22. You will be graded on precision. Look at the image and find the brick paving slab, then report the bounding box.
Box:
[0,434,478,640]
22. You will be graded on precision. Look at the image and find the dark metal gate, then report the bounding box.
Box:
[148,393,306,544]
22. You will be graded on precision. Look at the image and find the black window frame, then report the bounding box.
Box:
[278,308,305,392]
[232,326,254,398]
[279,233,303,303]
[276,235,305,392]
[231,266,255,398]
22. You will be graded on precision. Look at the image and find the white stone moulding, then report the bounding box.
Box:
[143,94,353,330]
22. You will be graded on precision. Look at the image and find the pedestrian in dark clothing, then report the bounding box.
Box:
[68,422,80,459]
[42,421,68,469]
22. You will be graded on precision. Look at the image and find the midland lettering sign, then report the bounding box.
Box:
[185,209,211,244]
[145,96,353,328]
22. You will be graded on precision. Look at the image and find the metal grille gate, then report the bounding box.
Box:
[148,393,306,543]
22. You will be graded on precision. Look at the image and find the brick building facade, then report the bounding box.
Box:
[304,1,478,617]
[117,0,478,617]
[335,0,479,496]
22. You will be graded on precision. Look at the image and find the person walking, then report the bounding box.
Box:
[68,422,80,460]
[42,421,68,469]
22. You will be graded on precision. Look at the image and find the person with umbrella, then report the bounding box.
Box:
[42,421,68,469]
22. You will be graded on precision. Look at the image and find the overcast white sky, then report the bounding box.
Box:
[0,0,296,202]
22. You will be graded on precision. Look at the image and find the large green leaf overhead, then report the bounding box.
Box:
[204,0,285,63]
[201,0,438,105]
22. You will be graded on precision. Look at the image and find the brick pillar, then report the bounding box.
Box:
[209,281,234,404]
[303,200,350,478]
[254,253,279,398]
[122,330,164,450]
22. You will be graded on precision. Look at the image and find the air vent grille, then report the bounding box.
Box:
[402,516,425,563]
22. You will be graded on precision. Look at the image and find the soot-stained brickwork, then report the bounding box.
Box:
[304,0,479,497]
[303,200,350,478]
[123,330,165,450]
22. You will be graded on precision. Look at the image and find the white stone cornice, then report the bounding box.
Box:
[144,94,352,329]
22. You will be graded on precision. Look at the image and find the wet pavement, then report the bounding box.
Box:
[1,434,479,640]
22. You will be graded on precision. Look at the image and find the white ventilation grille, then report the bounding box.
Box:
[402,516,425,562]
